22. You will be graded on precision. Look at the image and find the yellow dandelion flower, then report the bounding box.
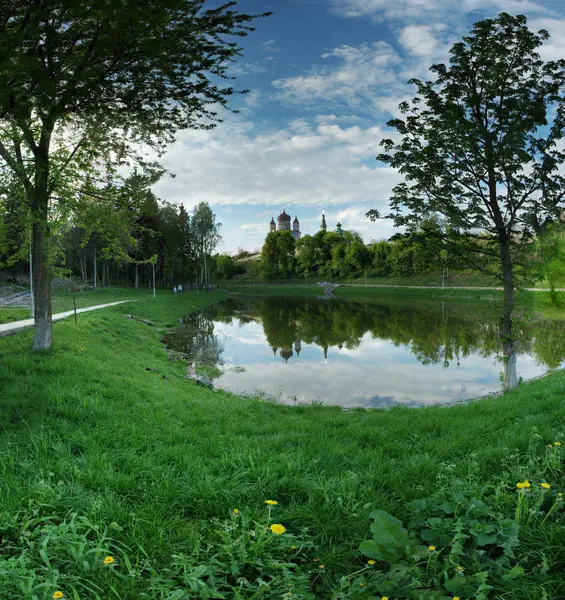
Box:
[103,556,115,565]
[555,441,562,447]
[265,500,278,505]
[523,480,531,488]
[367,559,376,565]
[270,523,286,535]
[381,597,389,600]
[428,545,436,552]
[233,509,239,514]
[53,593,64,600]
[454,597,461,600]
[456,565,464,572]
[517,482,525,489]
[290,545,297,549]
[548,444,553,449]
[541,483,551,489]
[359,583,365,587]
[319,564,325,569]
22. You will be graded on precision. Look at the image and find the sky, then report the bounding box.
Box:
[151,0,565,254]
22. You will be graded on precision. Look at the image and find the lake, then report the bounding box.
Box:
[162,294,565,408]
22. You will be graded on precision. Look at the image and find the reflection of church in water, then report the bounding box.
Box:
[271,338,344,363]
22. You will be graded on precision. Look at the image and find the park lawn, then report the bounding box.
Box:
[0,307,30,323]
[0,286,155,324]
[0,290,564,597]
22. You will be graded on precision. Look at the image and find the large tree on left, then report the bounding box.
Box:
[0,0,269,350]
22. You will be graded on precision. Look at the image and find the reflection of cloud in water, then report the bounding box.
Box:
[167,297,565,408]
[215,331,551,408]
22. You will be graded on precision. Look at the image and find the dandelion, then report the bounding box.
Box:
[456,565,464,573]
[265,500,278,505]
[53,593,64,599]
[359,583,365,587]
[524,480,531,488]
[548,444,553,449]
[428,545,436,552]
[382,597,389,600]
[516,482,525,489]
[367,560,376,565]
[555,441,562,447]
[290,545,297,549]
[233,509,239,514]
[319,564,325,569]
[454,597,461,600]
[103,556,115,565]
[541,483,551,490]
[270,523,286,535]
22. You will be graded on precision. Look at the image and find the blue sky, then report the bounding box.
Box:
[152,0,565,254]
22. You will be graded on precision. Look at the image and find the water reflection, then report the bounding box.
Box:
[163,295,565,408]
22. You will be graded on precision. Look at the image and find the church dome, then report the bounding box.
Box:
[278,209,291,222]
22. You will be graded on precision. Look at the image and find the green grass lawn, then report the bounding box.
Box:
[0,286,156,324]
[0,290,564,598]
[0,307,30,323]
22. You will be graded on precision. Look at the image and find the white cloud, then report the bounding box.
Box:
[149,113,401,251]
[398,25,439,56]
[272,42,405,115]
[331,0,552,22]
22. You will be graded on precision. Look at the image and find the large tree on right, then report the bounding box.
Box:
[370,13,565,389]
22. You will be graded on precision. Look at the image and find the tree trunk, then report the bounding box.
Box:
[31,199,52,350]
[93,247,97,288]
[499,234,517,390]
[135,263,139,289]
[31,127,55,351]
[102,260,106,288]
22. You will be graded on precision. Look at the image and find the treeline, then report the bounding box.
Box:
[260,223,500,281]
[0,169,222,290]
[259,220,565,284]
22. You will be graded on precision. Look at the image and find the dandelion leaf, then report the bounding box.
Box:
[359,510,408,562]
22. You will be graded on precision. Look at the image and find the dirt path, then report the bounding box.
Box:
[0,300,133,337]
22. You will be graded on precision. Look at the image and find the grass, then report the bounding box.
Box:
[0,307,30,323]
[0,290,564,597]
[219,268,554,289]
[0,286,156,324]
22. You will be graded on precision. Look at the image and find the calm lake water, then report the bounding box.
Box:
[163,294,565,408]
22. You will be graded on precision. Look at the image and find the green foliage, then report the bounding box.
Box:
[261,231,296,279]
[340,438,565,599]
[371,12,565,289]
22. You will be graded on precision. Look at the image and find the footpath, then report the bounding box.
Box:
[0,301,133,337]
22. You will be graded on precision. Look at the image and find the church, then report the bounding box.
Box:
[269,209,301,240]
[269,209,344,240]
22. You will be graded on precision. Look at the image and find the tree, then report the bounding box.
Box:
[369,13,565,389]
[260,231,296,280]
[192,202,221,288]
[0,1,269,349]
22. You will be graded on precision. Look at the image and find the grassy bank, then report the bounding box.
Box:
[219,268,556,289]
[0,287,157,324]
[0,291,564,598]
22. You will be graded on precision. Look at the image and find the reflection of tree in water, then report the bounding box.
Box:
[164,305,225,368]
[243,296,565,370]
[166,296,565,372]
